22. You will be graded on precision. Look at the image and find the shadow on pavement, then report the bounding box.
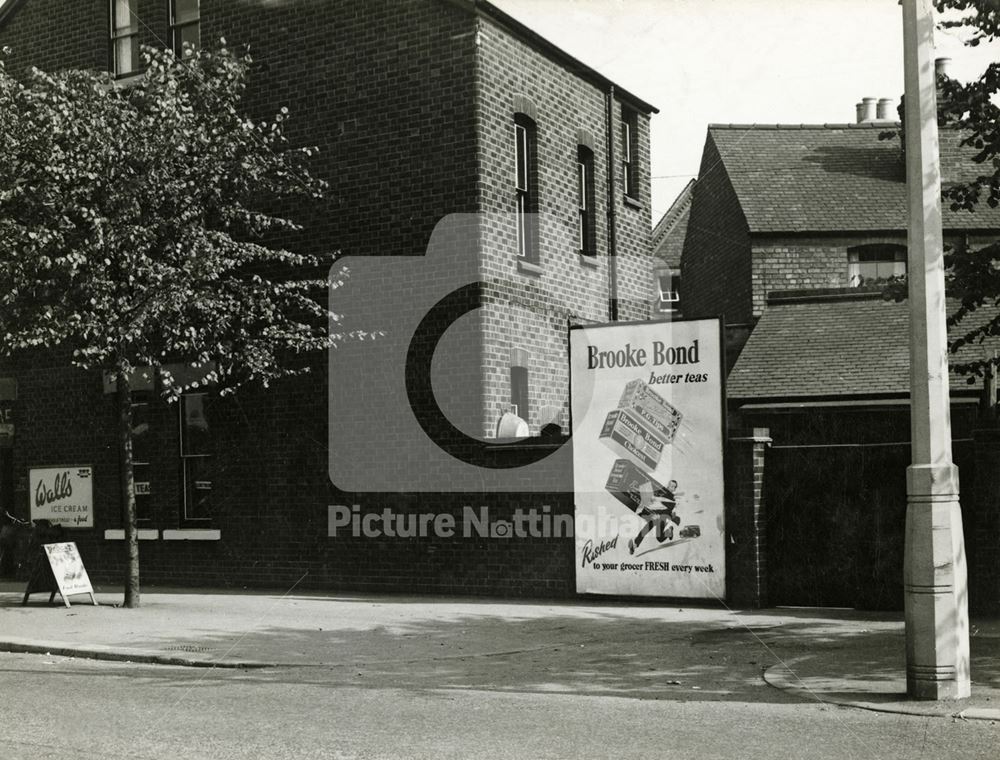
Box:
[67,611,932,706]
[3,587,998,709]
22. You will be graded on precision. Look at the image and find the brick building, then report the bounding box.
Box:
[649,178,691,319]
[681,121,1000,345]
[676,116,1000,610]
[0,0,658,595]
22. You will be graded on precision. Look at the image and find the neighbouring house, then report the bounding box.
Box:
[676,94,1000,611]
[650,178,692,319]
[0,0,657,596]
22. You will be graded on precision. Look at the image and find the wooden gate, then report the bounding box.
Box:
[765,442,910,610]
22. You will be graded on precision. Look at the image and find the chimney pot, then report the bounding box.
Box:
[856,102,866,123]
[935,57,952,78]
[877,97,895,121]
[860,97,878,123]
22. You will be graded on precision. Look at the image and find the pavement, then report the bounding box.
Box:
[1,581,998,722]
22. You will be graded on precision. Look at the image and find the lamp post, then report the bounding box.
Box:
[901,0,971,701]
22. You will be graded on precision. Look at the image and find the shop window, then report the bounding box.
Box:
[848,244,906,286]
[170,0,200,56]
[514,114,538,261]
[577,146,595,256]
[130,398,152,522]
[180,393,212,522]
[621,107,639,200]
[110,0,141,78]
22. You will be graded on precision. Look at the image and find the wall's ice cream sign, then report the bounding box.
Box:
[29,466,93,528]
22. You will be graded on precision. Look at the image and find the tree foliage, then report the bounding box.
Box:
[880,3,1000,379]
[0,42,367,606]
[0,42,359,398]
[934,2,1000,378]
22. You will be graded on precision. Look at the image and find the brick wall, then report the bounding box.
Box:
[0,0,655,597]
[3,349,578,595]
[725,428,769,608]
[0,0,109,73]
[475,14,652,436]
[723,231,998,322]
[209,0,482,264]
[749,232,983,318]
[680,133,753,326]
[613,103,655,322]
[749,236,884,318]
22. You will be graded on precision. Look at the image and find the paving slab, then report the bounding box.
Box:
[1,583,998,720]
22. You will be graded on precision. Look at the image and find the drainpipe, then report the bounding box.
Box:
[606,85,619,321]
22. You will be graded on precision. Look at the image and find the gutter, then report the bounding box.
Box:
[606,85,618,321]
[446,0,658,115]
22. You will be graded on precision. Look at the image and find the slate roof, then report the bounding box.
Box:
[709,123,1000,233]
[652,179,694,268]
[727,288,998,400]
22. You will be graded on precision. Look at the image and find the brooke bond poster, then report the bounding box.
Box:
[570,320,725,598]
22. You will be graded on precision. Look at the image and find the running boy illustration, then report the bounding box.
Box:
[627,478,681,554]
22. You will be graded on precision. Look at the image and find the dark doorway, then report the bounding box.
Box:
[765,442,910,610]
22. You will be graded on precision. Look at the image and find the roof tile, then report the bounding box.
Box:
[708,123,1000,233]
[728,291,999,399]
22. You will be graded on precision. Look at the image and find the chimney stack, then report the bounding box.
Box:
[856,97,878,123]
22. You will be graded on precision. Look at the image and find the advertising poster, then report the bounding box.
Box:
[29,466,94,528]
[43,542,95,599]
[570,320,725,599]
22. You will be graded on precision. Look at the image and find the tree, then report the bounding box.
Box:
[0,43,360,607]
[927,1,1000,381]
[880,3,1000,385]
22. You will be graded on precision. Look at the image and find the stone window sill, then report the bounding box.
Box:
[104,529,159,540]
[623,194,644,210]
[162,529,221,541]
[578,254,599,268]
[517,259,543,276]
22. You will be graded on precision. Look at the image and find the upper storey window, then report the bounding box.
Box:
[621,107,639,200]
[514,114,538,262]
[577,146,595,256]
[110,0,141,78]
[656,272,680,314]
[171,0,201,56]
[848,244,906,286]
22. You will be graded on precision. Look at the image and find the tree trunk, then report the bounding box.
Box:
[117,366,140,608]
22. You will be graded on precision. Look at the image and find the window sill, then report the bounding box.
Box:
[623,194,644,210]
[578,254,599,268]
[104,529,159,540]
[517,260,543,276]
[98,72,145,93]
[162,529,221,541]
